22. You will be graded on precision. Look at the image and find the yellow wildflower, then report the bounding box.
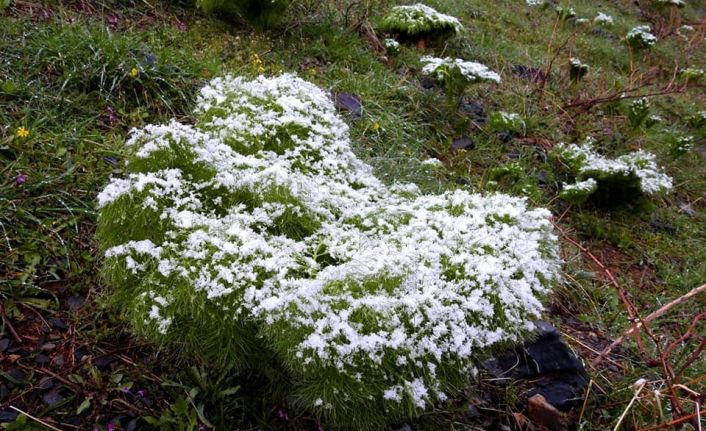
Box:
[129,67,139,78]
[16,126,29,138]
[373,122,381,131]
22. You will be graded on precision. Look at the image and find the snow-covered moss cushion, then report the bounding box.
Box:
[379,3,462,39]
[97,74,560,429]
[553,140,672,204]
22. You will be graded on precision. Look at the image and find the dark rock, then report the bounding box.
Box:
[420,76,435,89]
[497,131,513,144]
[536,171,549,186]
[0,383,9,399]
[505,150,520,159]
[459,96,488,124]
[466,404,481,419]
[126,418,139,431]
[75,347,90,362]
[484,321,589,410]
[66,295,86,310]
[511,65,546,83]
[35,354,51,365]
[92,355,117,369]
[41,342,57,351]
[38,377,55,390]
[649,220,677,235]
[455,178,470,186]
[64,416,83,426]
[52,355,65,368]
[0,409,19,422]
[452,137,475,151]
[0,338,9,352]
[48,318,68,330]
[6,346,29,357]
[42,388,66,406]
[591,28,617,40]
[391,424,412,431]
[332,92,363,120]
[4,367,26,385]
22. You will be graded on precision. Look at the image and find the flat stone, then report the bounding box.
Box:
[451,137,475,151]
[0,409,19,422]
[41,342,57,351]
[0,338,10,352]
[35,354,51,365]
[42,388,66,407]
[332,92,363,120]
[48,318,68,330]
[66,295,86,310]
[511,65,546,83]
[484,321,589,410]
[649,220,677,235]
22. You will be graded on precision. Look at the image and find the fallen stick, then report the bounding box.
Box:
[593,282,706,366]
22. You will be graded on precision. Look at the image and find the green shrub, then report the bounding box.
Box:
[97,74,560,429]
[379,3,462,43]
[625,97,651,129]
[625,26,657,50]
[551,139,672,205]
[569,58,590,81]
[420,56,500,105]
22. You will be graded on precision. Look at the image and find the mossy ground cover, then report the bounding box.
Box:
[1,0,705,430]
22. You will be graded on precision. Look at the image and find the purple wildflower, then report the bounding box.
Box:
[15,174,28,186]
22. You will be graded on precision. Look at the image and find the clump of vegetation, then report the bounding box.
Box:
[195,0,291,27]
[593,11,614,27]
[569,57,590,81]
[97,74,561,429]
[420,56,500,105]
[687,111,706,128]
[552,139,673,205]
[626,97,652,128]
[379,3,462,46]
[626,25,657,50]
[681,67,705,81]
[383,38,401,55]
[670,135,694,156]
[488,111,526,135]
[555,6,577,22]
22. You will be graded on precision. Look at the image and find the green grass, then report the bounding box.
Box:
[1,0,705,429]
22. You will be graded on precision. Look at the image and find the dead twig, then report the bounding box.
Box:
[594,283,706,365]
[0,302,22,342]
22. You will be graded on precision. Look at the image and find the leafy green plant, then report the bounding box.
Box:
[625,26,657,50]
[625,97,651,129]
[569,57,590,81]
[420,56,500,106]
[97,74,560,430]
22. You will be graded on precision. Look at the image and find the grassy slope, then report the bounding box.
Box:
[1,0,705,430]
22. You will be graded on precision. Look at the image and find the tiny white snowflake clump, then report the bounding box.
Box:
[626,25,657,50]
[526,0,545,6]
[380,4,462,38]
[594,12,614,26]
[98,74,560,429]
[421,56,501,84]
[552,140,673,203]
[383,38,401,55]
